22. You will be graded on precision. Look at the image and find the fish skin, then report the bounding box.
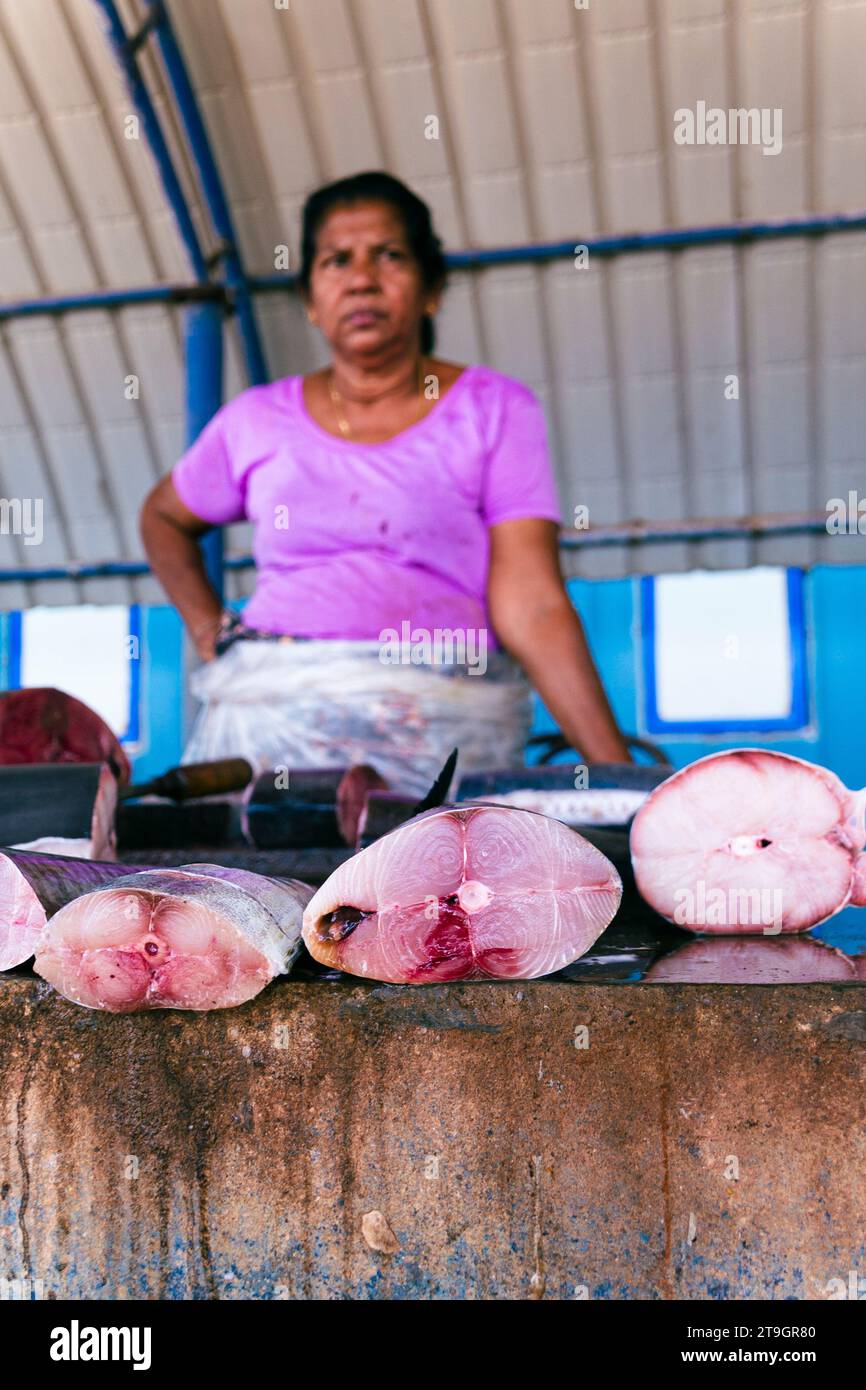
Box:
[176,863,314,969]
[302,801,623,984]
[630,748,866,935]
[33,864,314,1012]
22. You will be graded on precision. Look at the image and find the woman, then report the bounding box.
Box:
[141,171,631,796]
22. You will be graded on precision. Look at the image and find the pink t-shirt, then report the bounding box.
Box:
[172,364,562,650]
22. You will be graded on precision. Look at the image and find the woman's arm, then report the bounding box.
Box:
[486,518,632,764]
[140,477,224,661]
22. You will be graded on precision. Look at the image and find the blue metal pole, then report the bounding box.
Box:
[185,301,224,600]
[3,213,864,322]
[247,209,866,292]
[444,211,866,266]
[0,283,224,321]
[0,562,151,583]
[91,0,209,282]
[141,0,268,386]
[0,557,253,583]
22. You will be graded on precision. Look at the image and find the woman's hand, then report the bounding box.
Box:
[190,614,222,663]
[140,477,224,661]
[486,518,633,764]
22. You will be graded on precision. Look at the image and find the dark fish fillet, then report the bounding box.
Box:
[117,799,243,851]
[303,801,622,983]
[0,762,118,859]
[353,750,459,849]
[243,765,388,848]
[456,763,669,798]
[34,863,314,1012]
[356,791,421,849]
[0,687,130,783]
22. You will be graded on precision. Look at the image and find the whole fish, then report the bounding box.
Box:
[0,847,142,971]
[302,802,623,983]
[630,749,866,934]
[34,863,314,1012]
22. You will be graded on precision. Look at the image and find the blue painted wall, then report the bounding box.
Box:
[131,605,185,781]
[1,565,864,791]
[542,566,866,791]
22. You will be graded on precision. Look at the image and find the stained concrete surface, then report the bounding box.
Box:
[2,974,866,1299]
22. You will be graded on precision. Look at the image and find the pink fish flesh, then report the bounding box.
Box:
[0,848,141,971]
[34,864,314,1012]
[630,749,866,934]
[302,803,623,983]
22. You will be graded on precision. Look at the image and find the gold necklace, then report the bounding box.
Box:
[328,357,426,439]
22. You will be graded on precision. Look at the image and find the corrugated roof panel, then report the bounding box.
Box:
[824,235,866,355]
[825,358,866,463]
[822,0,866,151]
[62,316,165,559]
[1,117,86,240]
[477,266,547,382]
[0,0,863,609]
[246,82,321,199]
[562,384,622,500]
[2,0,93,105]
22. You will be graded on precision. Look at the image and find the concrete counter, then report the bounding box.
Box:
[2,974,865,1299]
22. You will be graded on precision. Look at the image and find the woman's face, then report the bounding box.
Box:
[305,201,436,358]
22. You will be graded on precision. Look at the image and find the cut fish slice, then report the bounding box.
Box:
[630,749,866,934]
[303,803,623,983]
[34,864,314,1012]
[0,848,141,971]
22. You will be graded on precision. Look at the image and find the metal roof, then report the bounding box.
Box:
[1,0,865,608]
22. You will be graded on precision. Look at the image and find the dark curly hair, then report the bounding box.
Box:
[297,171,447,354]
